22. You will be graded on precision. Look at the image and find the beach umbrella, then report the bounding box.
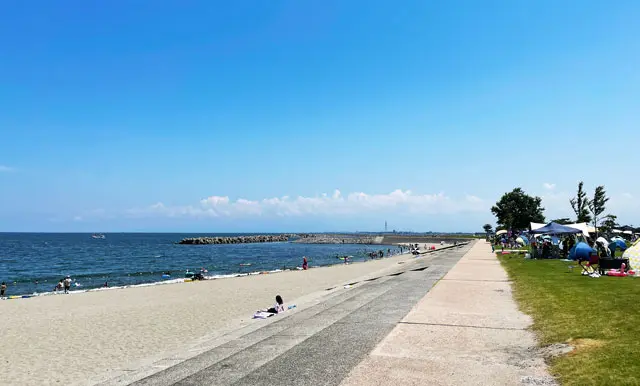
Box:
[596,237,609,246]
[516,237,525,245]
[622,239,640,271]
[519,234,529,244]
[496,230,507,236]
[569,242,595,261]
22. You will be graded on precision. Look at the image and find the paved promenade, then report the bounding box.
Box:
[340,241,555,386]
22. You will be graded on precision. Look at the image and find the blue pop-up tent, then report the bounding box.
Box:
[569,242,596,260]
[608,239,628,255]
[530,222,583,235]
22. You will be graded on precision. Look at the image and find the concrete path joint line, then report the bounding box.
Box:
[397,321,527,331]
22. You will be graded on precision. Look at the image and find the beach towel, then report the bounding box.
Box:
[253,311,275,319]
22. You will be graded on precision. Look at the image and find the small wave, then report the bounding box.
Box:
[3,267,294,300]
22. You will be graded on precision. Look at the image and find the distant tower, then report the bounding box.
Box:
[385,221,388,232]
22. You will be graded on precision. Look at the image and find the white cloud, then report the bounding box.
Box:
[126,189,486,219]
[70,208,111,222]
[536,188,639,225]
[466,195,483,203]
[531,188,573,220]
[543,183,556,190]
[0,165,15,173]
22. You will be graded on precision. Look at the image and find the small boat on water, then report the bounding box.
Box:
[91,233,106,239]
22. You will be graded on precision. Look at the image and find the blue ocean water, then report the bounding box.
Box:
[0,233,394,296]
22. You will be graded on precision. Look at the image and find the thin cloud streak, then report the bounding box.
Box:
[125,189,487,219]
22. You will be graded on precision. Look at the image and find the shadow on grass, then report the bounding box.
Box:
[498,255,640,386]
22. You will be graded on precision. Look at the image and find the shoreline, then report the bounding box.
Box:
[1,240,402,299]
[1,249,407,300]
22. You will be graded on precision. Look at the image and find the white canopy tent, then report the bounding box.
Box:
[564,223,592,238]
[530,222,545,231]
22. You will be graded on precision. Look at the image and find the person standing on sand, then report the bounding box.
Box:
[1,282,6,297]
[302,256,308,270]
[63,276,71,294]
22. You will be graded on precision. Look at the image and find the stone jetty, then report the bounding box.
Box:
[293,234,382,244]
[178,234,291,245]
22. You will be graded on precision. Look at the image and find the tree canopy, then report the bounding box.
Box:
[599,214,618,235]
[483,224,493,233]
[588,186,609,225]
[551,218,572,225]
[570,181,592,224]
[491,188,545,230]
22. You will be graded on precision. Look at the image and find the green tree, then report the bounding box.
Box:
[570,181,592,223]
[491,188,545,230]
[551,218,572,225]
[588,185,609,238]
[599,214,618,236]
[482,223,493,241]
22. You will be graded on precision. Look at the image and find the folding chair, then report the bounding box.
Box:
[579,253,600,276]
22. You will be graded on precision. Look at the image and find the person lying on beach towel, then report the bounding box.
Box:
[253,295,285,319]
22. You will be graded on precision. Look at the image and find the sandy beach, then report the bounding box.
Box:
[0,246,446,386]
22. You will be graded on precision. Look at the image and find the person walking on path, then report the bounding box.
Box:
[302,256,308,270]
[63,276,72,294]
[1,282,6,298]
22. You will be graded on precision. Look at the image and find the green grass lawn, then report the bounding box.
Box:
[498,256,640,386]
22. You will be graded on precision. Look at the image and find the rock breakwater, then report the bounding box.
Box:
[178,234,291,245]
[293,234,382,244]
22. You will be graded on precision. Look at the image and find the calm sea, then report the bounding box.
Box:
[0,233,393,296]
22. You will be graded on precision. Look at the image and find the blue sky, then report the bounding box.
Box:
[1,0,639,232]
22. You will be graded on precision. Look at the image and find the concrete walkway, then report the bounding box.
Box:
[340,241,556,386]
